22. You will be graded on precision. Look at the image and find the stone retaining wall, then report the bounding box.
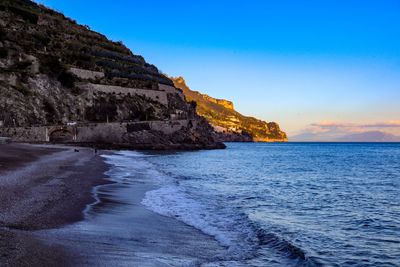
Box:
[0,126,47,142]
[69,68,105,80]
[0,120,192,143]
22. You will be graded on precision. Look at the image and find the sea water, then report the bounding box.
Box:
[140,143,400,266]
[39,142,400,266]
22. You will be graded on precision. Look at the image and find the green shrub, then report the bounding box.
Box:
[8,60,32,72]
[39,55,77,87]
[9,6,38,24]
[98,41,129,54]
[13,83,30,96]
[52,42,62,50]
[0,47,8,59]
[58,71,76,88]
[0,27,6,41]
[84,96,118,122]
[63,51,93,67]
[33,32,50,46]
[43,99,56,123]
[39,55,64,76]
[71,86,83,95]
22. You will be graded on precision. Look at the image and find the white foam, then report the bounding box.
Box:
[142,185,258,260]
[104,150,259,260]
[102,151,172,185]
[83,151,172,219]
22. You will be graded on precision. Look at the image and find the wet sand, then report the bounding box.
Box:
[0,143,108,266]
[34,152,226,266]
[0,144,226,266]
[0,143,63,174]
[36,184,226,266]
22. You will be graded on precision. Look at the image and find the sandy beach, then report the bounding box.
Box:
[0,143,108,266]
[32,150,227,266]
[0,144,227,266]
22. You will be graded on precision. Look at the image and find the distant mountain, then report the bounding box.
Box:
[172,77,288,142]
[291,131,400,142]
[290,132,332,142]
[337,131,400,142]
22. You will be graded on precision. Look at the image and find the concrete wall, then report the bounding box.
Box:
[0,120,192,144]
[0,126,47,142]
[148,120,189,135]
[76,123,126,143]
[77,81,184,106]
[69,68,105,80]
[76,120,190,142]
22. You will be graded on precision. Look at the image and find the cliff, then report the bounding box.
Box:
[0,0,224,149]
[172,77,288,142]
[202,95,234,110]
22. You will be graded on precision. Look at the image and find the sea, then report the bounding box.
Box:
[39,142,400,266]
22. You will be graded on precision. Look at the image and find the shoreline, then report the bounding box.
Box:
[33,150,226,266]
[0,143,226,266]
[0,143,111,266]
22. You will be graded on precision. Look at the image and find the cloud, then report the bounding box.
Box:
[310,121,356,128]
[310,121,400,129]
[361,121,400,128]
[291,120,400,141]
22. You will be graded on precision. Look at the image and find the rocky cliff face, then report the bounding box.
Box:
[0,0,224,149]
[172,77,288,142]
[202,95,234,110]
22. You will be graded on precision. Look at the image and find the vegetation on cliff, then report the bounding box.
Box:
[172,77,288,142]
[0,0,223,149]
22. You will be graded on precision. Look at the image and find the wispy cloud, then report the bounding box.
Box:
[311,121,400,129]
[361,121,400,128]
[292,120,400,141]
[310,122,356,128]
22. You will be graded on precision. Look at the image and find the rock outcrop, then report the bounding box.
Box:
[172,77,288,142]
[203,95,234,110]
[0,0,224,149]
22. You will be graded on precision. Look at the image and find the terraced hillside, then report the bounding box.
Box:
[0,0,223,149]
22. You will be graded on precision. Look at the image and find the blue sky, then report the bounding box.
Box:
[36,0,400,138]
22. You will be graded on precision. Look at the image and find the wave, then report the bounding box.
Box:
[142,185,259,261]
[107,150,313,265]
[141,185,315,265]
[256,229,306,260]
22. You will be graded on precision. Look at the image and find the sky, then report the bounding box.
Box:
[36,0,400,139]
